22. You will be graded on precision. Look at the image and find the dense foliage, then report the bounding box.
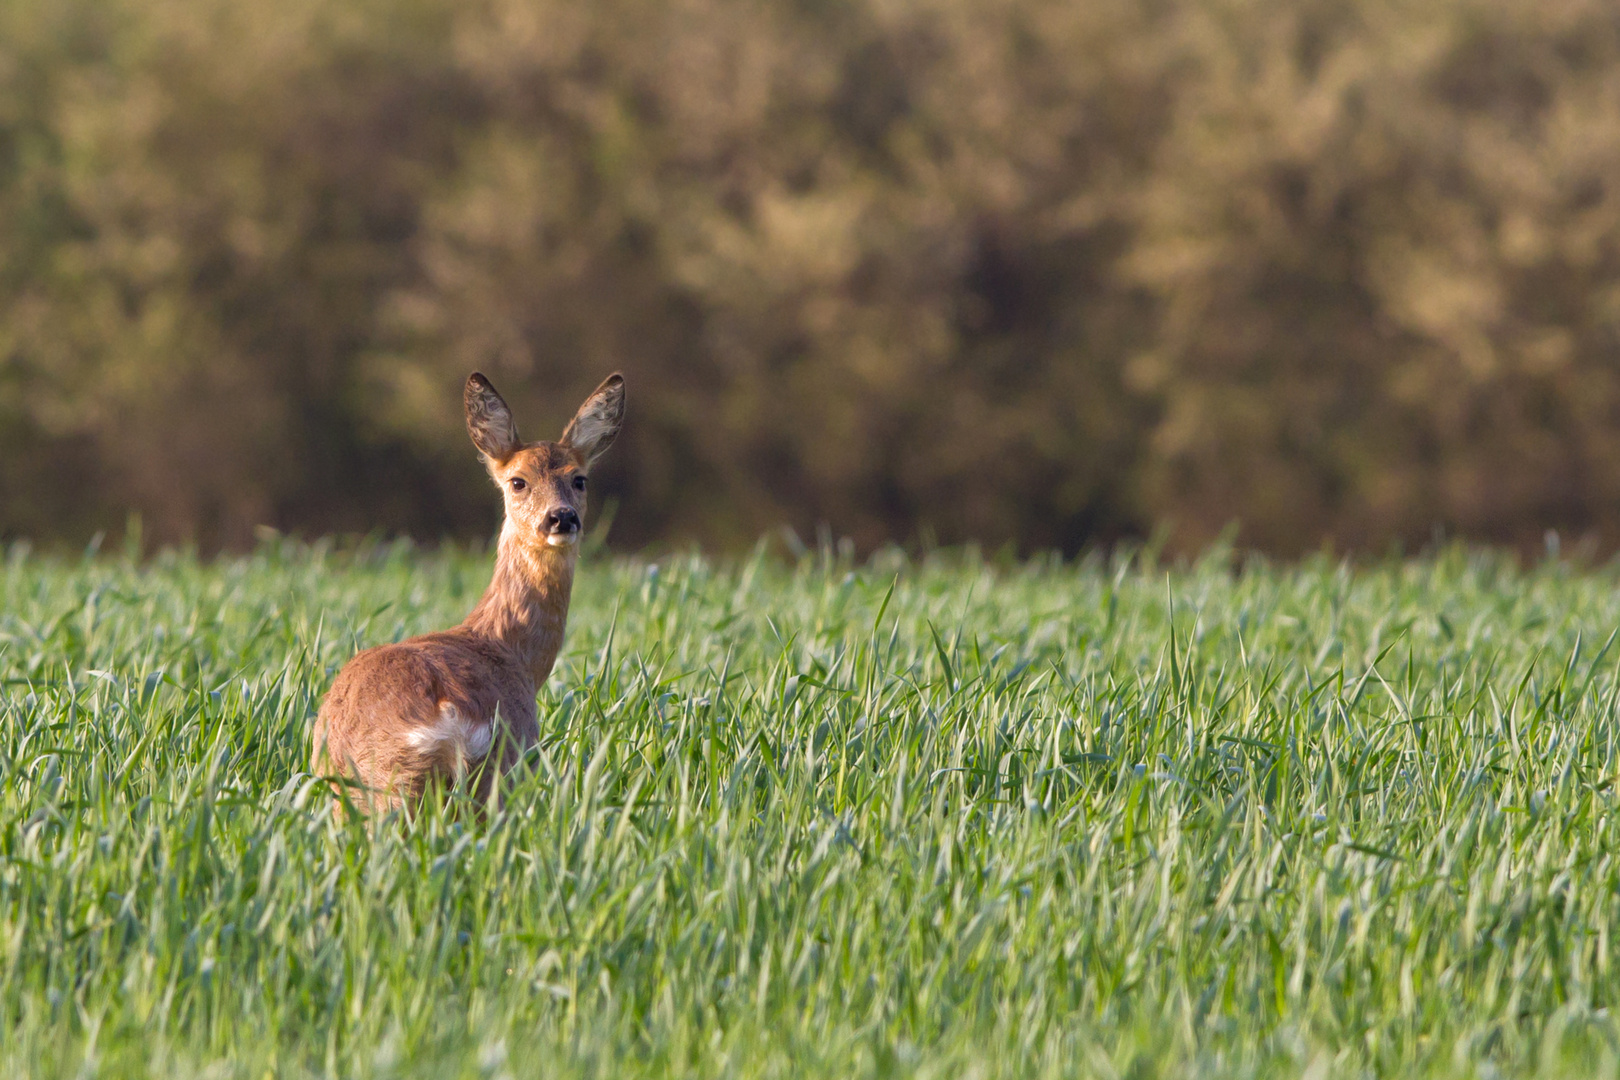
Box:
[3,0,1620,554]
[6,540,1620,1076]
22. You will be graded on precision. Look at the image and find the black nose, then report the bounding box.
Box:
[544,507,580,533]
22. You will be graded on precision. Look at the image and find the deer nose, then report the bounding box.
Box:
[544,507,580,534]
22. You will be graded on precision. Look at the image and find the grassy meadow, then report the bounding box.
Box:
[7,537,1620,1077]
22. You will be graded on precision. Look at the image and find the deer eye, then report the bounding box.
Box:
[572,475,587,492]
[509,477,527,492]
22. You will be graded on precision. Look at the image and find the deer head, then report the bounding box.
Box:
[464,372,626,552]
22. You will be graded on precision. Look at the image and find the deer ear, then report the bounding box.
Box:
[561,373,625,464]
[465,373,522,464]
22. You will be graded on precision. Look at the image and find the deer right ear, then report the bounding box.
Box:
[465,373,522,464]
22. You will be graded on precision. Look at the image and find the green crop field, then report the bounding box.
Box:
[6,538,1620,1078]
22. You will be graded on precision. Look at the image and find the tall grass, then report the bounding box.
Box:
[5,538,1620,1077]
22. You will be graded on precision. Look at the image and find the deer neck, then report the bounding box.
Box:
[461,519,577,684]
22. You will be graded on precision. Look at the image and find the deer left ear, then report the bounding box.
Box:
[561,373,625,465]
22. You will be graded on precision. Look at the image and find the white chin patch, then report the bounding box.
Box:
[545,532,580,548]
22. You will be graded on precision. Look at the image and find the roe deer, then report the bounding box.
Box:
[310,372,625,815]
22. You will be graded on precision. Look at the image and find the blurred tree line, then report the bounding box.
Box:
[3,0,1620,556]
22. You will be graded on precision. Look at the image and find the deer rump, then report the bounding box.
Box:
[312,633,539,812]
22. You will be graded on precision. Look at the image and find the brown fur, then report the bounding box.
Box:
[310,372,625,816]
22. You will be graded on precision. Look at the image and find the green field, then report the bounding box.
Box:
[6,539,1620,1078]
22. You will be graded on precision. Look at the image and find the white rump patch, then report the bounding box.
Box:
[406,702,493,774]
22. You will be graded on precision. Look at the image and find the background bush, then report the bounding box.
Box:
[3,0,1620,555]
